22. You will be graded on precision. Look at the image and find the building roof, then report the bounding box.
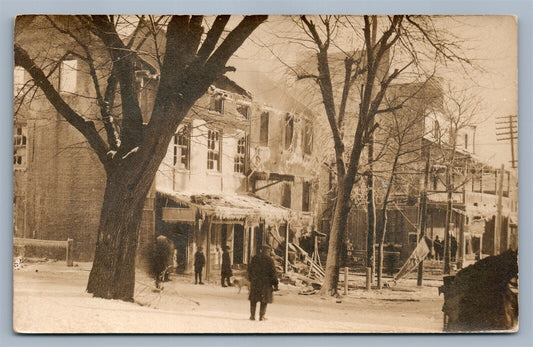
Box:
[157,189,313,227]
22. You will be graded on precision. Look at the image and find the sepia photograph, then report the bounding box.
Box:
[12,14,518,334]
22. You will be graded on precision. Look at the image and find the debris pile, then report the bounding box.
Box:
[273,242,324,293]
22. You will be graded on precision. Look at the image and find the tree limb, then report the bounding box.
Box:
[90,15,144,154]
[197,15,229,63]
[204,15,268,77]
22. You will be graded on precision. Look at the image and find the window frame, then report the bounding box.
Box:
[207,129,222,172]
[234,135,246,174]
[173,123,191,170]
[13,125,27,169]
[59,59,78,94]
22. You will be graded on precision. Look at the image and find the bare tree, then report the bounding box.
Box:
[14,15,267,301]
[431,85,482,274]
[371,82,439,288]
[283,15,470,295]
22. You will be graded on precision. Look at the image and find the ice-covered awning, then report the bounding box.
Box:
[157,189,312,226]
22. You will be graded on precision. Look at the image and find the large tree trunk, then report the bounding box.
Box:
[320,181,353,295]
[86,98,195,301]
[86,170,153,301]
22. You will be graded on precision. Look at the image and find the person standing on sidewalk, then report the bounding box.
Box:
[221,245,233,287]
[194,247,206,285]
[248,245,278,321]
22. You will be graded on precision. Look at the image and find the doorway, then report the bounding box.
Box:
[233,224,244,264]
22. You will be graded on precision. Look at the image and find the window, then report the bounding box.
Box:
[173,124,190,170]
[236,103,251,120]
[464,133,468,149]
[210,93,224,114]
[432,173,438,190]
[302,120,313,155]
[432,119,440,139]
[281,183,291,208]
[14,66,25,96]
[259,112,269,147]
[207,130,221,171]
[234,136,246,174]
[302,181,311,212]
[284,114,294,150]
[14,125,27,169]
[59,60,77,94]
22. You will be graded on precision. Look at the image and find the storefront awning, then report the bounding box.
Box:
[157,189,313,226]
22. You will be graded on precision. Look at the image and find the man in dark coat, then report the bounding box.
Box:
[434,236,442,261]
[248,245,278,321]
[450,236,458,262]
[194,246,206,285]
[221,245,233,287]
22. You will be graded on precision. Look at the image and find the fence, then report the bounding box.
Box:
[13,237,74,266]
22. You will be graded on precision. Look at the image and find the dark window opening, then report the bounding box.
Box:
[281,183,291,208]
[284,114,294,150]
[302,181,311,212]
[260,112,269,147]
[433,119,440,139]
[211,93,224,114]
[303,120,313,155]
[237,103,251,119]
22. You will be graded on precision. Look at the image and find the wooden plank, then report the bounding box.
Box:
[14,237,68,248]
[162,207,195,222]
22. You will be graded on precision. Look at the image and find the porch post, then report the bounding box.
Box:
[284,222,290,273]
[206,217,213,282]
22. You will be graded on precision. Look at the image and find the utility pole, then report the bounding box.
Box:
[494,164,505,255]
[417,147,430,286]
[365,15,378,291]
[443,163,453,275]
[496,115,517,169]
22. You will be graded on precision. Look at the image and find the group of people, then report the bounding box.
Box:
[432,235,458,262]
[193,244,278,321]
[192,245,233,286]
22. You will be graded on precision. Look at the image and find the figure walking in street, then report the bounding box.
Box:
[433,236,442,261]
[248,245,278,321]
[194,247,206,285]
[221,245,233,287]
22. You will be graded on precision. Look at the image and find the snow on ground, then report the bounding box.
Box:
[13,260,445,334]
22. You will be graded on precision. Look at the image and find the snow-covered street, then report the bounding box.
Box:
[14,260,444,333]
